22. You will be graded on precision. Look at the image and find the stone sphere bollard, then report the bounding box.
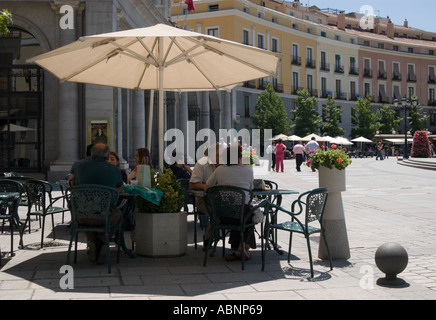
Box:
[375,242,408,286]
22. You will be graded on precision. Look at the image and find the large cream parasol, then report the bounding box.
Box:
[28,23,281,170]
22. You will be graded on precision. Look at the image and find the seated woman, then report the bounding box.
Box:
[169,151,192,180]
[127,147,153,183]
[107,151,128,184]
[205,145,255,260]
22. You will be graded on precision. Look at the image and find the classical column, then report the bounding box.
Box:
[220,91,231,129]
[132,90,146,152]
[49,1,84,170]
[178,92,189,156]
[200,91,210,130]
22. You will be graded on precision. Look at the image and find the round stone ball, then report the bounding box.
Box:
[375,242,408,280]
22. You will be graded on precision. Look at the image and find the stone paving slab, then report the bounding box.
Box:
[1,157,436,301]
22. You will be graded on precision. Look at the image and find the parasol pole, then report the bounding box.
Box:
[147,90,154,150]
[158,36,164,172]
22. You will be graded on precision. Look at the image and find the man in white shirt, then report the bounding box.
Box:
[293,141,306,172]
[189,143,222,249]
[305,137,319,153]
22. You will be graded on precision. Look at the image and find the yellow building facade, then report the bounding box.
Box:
[171,0,436,137]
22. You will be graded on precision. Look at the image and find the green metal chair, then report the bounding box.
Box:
[177,178,206,249]
[66,184,125,273]
[0,179,24,257]
[204,185,268,270]
[23,179,70,248]
[263,187,332,277]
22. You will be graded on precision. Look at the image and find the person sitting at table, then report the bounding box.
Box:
[189,143,222,250]
[73,143,124,265]
[169,151,192,180]
[68,143,94,186]
[127,147,153,183]
[108,151,128,184]
[205,144,255,261]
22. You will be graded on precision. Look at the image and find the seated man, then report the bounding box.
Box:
[68,143,94,187]
[73,143,124,264]
[189,143,222,249]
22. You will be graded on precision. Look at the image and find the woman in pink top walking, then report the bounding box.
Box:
[275,139,286,172]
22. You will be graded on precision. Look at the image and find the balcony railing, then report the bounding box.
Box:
[306,60,316,69]
[349,67,359,75]
[334,65,344,73]
[291,56,301,65]
[378,71,387,79]
[363,69,372,78]
[392,74,402,81]
[320,62,330,71]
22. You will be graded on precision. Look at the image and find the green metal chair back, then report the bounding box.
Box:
[0,180,23,257]
[0,179,24,194]
[204,185,254,270]
[263,187,332,277]
[24,179,69,248]
[66,184,122,273]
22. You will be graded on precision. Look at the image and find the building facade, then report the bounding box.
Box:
[171,0,436,138]
[0,0,175,179]
[2,0,436,179]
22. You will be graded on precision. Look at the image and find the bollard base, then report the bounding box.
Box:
[376,277,409,288]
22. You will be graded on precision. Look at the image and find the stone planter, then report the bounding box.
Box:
[317,166,350,260]
[135,211,187,257]
[318,166,346,192]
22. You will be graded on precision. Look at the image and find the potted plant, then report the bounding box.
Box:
[306,148,352,192]
[242,148,259,165]
[411,131,431,158]
[134,168,187,257]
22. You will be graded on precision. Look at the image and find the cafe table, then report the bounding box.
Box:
[0,192,23,257]
[252,189,299,255]
[189,188,298,254]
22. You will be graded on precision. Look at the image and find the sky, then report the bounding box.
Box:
[302,0,436,33]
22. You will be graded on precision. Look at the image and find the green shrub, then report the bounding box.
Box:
[135,168,185,213]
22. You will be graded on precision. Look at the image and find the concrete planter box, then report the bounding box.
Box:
[135,211,187,257]
[318,166,346,192]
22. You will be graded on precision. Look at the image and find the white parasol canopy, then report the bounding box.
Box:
[301,133,329,142]
[28,23,282,170]
[329,136,353,145]
[351,136,373,143]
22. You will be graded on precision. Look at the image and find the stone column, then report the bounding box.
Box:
[132,90,146,151]
[178,92,189,156]
[49,1,84,178]
[200,91,210,130]
[220,91,231,129]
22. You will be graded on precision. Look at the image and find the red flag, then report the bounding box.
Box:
[185,0,195,12]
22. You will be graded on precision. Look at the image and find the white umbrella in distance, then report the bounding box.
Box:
[28,23,282,170]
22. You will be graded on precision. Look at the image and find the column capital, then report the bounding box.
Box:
[50,0,85,14]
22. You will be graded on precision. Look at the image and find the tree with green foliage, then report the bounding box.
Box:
[253,83,291,141]
[321,96,344,137]
[0,10,12,36]
[377,105,401,134]
[351,95,379,139]
[408,102,429,135]
[292,88,321,137]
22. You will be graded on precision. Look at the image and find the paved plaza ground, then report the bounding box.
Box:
[1,156,436,303]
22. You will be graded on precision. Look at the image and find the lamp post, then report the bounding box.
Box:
[394,97,418,159]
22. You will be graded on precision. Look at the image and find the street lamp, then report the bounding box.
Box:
[393,97,418,159]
